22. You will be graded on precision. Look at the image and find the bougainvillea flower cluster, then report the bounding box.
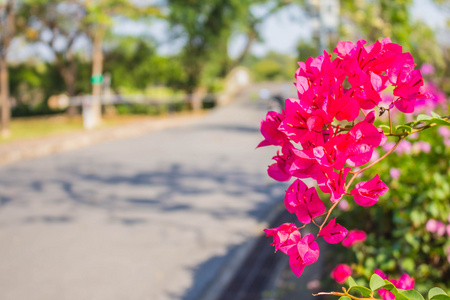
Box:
[331,264,352,284]
[259,38,427,277]
[342,230,367,247]
[375,269,415,300]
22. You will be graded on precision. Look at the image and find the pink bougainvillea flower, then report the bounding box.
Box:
[287,234,320,277]
[267,144,296,182]
[388,52,415,86]
[391,273,415,290]
[342,230,367,247]
[317,167,351,202]
[378,288,396,300]
[374,269,388,280]
[393,69,424,113]
[264,223,301,255]
[313,145,346,171]
[351,174,388,207]
[335,112,386,167]
[267,154,292,182]
[375,270,415,300]
[284,179,325,224]
[319,217,348,244]
[284,179,309,214]
[289,252,307,277]
[257,111,287,148]
[297,234,320,265]
[278,98,325,144]
[331,264,352,284]
[289,149,322,179]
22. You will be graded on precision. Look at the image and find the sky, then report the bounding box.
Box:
[113,0,448,58]
[8,0,450,63]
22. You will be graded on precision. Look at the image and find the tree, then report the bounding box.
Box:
[167,0,289,110]
[20,0,86,98]
[0,0,15,137]
[339,0,445,72]
[82,0,160,128]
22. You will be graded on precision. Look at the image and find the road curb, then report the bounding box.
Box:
[198,202,287,300]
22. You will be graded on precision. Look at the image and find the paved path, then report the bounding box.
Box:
[0,83,294,300]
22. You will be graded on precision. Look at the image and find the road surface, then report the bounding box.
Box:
[0,83,294,300]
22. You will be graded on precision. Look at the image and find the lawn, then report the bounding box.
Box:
[0,114,164,144]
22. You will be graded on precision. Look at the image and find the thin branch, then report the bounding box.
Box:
[388,109,392,134]
[313,291,380,300]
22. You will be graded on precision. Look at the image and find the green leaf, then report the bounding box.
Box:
[430,111,441,118]
[370,274,386,291]
[347,276,357,287]
[417,114,432,121]
[429,288,449,299]
[430,295,450,300]
[401,258,415,274]
[395,124,413,134]
[379,125,391,132]
[338,297,352,300]
[401,289,425,300]
[395,293,410,300]
[429,118,450,127]
[348,285,372,297]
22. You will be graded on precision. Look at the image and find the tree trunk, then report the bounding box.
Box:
[0,58,10,137]
[59,61,78,117]
[0,0,15,138]
[88,29,104,129]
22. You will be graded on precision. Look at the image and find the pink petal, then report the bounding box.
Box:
[297,234,320,265]
[319,217,348,244]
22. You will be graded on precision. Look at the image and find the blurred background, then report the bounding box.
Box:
[0,0,448,299]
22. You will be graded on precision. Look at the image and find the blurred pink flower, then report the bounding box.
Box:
[421,63,435,75]
[413,141,431,153]
[370,150,380,162]
[392,273,415,290]
[415,82,447,114]
[382,140,412,155]
[408,132,419,140]
[439,127,450,139]
[342,230,367,247]
[437,222,446,237]
[426,219,438,232]
[439,127,450,146]
[389,168,401,179]
[426,219,446,236]
[338,199,349,211]
[395,140,412,155]
[375,270,415,300]
[331,264,352,284]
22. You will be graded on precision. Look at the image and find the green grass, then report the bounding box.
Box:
[0,114,161,144]
[1,116,84,143]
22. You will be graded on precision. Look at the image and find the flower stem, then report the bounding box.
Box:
[388,109,392,134]
[313,291,380,300]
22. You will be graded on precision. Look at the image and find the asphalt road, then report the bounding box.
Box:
[0,83,293,300]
